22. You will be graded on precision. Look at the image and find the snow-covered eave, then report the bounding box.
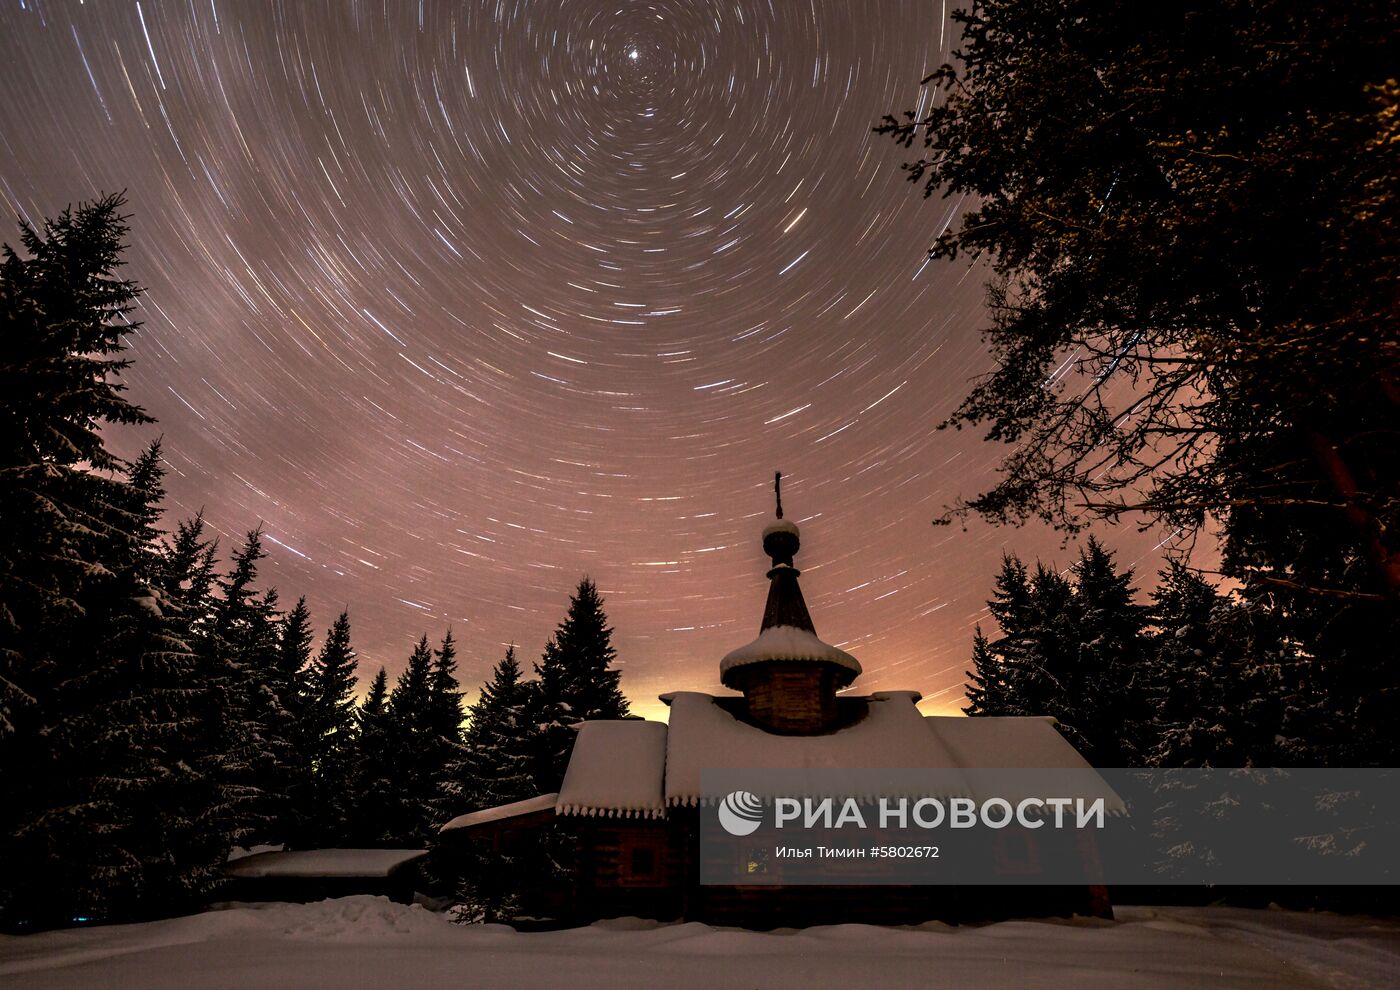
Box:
[664,792,1128,816]
[664,788,971,808]
[439,793,559,834]
[556,804,667,820]
[719,624,863,680]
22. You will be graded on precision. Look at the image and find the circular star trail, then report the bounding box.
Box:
[0,1,1170,717]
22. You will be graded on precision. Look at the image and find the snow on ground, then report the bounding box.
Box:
[1,897,1397,990]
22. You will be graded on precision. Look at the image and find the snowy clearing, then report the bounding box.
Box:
[1,896,1397,989]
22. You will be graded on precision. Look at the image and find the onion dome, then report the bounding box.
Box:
[719,473,861,689]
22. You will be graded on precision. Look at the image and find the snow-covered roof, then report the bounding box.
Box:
[925,715,1126,813]
[439,793,559,834]
[224,848,426,880]
[557,720,668,818]
[548,697,1123,818]
[718,624,862,680]
[924,715,1082,770]
[663,691,965,806]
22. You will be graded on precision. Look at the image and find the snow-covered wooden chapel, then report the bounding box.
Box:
[442,494,1113,926]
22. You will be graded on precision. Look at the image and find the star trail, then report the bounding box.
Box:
[0,1,1171,718]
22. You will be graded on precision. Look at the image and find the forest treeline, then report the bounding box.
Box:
[964,538,1354,768]
[0,196,627,928]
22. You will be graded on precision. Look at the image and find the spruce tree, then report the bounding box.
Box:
[157,515,219,643]
[305,611,358,845]
[1145,562,1245,766]
[1224,490,1398,765]
[531,578,628,790]
[384,635,436,842]
[965,546,1146,766]
[456,646,538,813]
[428,631,464,733]
[149,511,232,900]
[963,627,1006,717]
[347,668,397,846]
[120,445,231,912]
[976,554,1078,725]
[1210,594,1298,766]
[390,635,435,729]
[424,630,466,830]
[1066,538,1149,765]
[0,197,228,925]
[153,514,241,864]
[66,445,220,919]
[0,195,150,740]
[277,598,315,844]
[277,599,314,722]
[966,555,1036,717]
[1019,562,1080,729]
[439,638,551,923]
[207,531,289,846]
[454,643,570,922]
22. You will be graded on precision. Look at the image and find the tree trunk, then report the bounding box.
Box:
[1302,428,1400,599]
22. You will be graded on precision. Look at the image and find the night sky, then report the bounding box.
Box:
[0,1,1174,718]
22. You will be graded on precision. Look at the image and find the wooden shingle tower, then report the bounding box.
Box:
[718,473,862,734]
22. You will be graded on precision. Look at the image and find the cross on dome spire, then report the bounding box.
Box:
[758,471,810,631]
[761,471,801,572]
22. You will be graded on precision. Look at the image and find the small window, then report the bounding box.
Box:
[630,846,656,876]
[992,831,1041,876]
[616,833,665,886]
